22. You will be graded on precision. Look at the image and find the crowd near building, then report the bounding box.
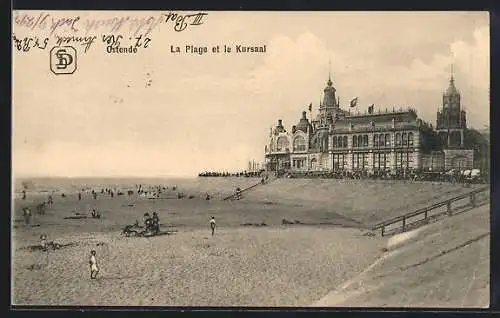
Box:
[264,68,489,179]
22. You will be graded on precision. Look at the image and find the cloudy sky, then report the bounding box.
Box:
[12,11,489,177]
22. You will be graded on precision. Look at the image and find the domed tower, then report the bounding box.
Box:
[436,65,467,148]
[322,76,337,108]
[296,111,313,133]
[316,72,340,129]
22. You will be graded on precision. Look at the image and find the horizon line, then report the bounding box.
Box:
[12,174,198,180]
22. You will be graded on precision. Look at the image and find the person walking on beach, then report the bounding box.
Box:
[89,250,99,279]
[40,234,48,251]
[23,207,31,225]
[78,192,82,201]
[152,212,160,234]
[210,216,216,236]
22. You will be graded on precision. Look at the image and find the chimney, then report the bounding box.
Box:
[302,111,307,120]
[278,119,283,127]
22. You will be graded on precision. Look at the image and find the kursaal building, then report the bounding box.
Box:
[264,70,476,175]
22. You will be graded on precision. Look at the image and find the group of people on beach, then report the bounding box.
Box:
[143,212,161,234]
[21,182,225,281]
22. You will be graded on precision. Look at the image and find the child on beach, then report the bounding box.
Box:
[210,216,216,236]
[40,234,47,251]
[89,250,99,279]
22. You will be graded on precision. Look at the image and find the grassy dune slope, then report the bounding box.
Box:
[244,179,484,225]
[313,204,490,307]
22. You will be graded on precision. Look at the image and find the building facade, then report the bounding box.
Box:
[264,71,476,174]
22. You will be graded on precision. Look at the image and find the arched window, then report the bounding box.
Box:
[353,136,358,147]
[408,132,414,146]
[293,136,307,151]
[379,134,384,147]
[310,158,317,170]
[333,137,337,148]
[402,133,408,146]
[343,136,348,148]
[385,134,390,146]
[363,135,368,147]
[396,133,402,146]
[374,134,379,147]
[277,136,289,151]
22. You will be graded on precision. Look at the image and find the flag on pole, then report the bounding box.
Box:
[308,102,312,112]
[368,104,374,114]
[350,97,358,108]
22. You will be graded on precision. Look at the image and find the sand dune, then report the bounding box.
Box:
[312,204,490,307]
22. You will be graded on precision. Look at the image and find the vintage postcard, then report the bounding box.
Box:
[12,11,490,307]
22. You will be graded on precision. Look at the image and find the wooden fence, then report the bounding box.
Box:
[222,178,275,201]
[372,185,490,236]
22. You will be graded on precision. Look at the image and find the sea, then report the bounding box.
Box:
[12,176,260,199]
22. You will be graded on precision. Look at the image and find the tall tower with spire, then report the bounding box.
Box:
[316,61,341,129]
[436,64,467,148]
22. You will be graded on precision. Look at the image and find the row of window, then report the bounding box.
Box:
[394,132,414,147]
[332,136,348,148]
[274,132,415,152]
[332,152,413,170]
[332,133,415,149]
[292,158,306,169]
[274,136,308,152]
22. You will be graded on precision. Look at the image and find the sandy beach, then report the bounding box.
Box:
[13,226,385,306]
[11,177,489,306]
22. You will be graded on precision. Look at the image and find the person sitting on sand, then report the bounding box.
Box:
[91,208,101,219]
[89,250,99,279]
[144,213,153,230]
[210,216,216,236]
[205,193,211,201]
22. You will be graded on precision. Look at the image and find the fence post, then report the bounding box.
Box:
[446,201,452,216]
[381,226,385,237]
[402,217,406,232]
[424,209,428,222]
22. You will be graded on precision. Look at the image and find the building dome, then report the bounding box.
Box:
[296,111,313,133]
